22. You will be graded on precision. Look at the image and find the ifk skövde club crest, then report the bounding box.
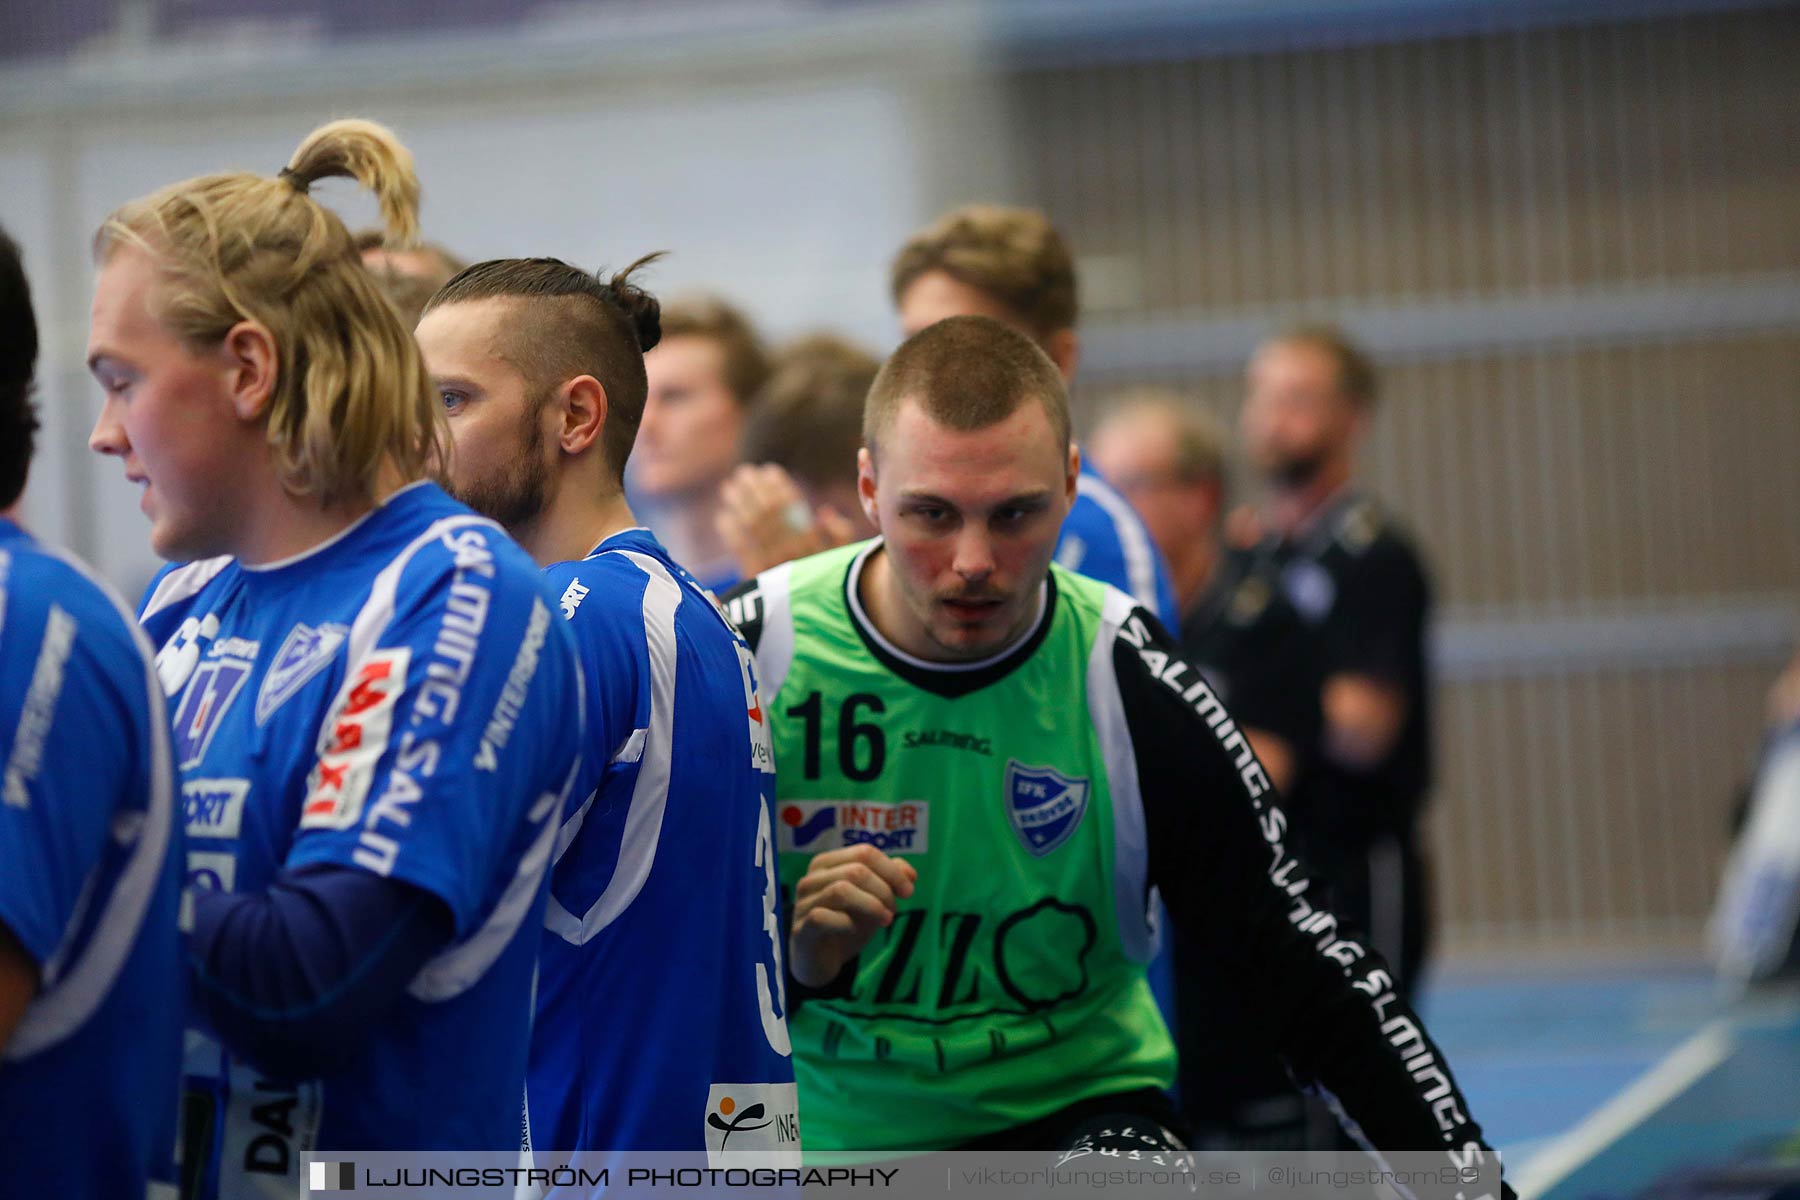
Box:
[1004,760,1090,856]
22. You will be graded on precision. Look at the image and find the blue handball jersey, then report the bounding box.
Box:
[527,528,798,1163]
[1056,463,1182,1026]
[136,482,582,1200]
[1059,459,1179,628]
[0,520,183,1200]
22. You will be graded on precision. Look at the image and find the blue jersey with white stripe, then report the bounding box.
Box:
[0,520,182,1200]
[137,483,581,1199]
[1058,459,1179,629]
[1058,463,1182,1031]
[527,528,798,1161]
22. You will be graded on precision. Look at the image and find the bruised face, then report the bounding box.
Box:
[87,245,264,561]
[1240,338,1360,488]
[414,297,557,531]
[632,334,744,500]
[859,396,1077,661]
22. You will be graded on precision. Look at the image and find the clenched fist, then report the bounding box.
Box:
[787,843,918,988]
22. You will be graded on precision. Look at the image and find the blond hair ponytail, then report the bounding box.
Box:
[96,118,446,508]
[284,118,421,249]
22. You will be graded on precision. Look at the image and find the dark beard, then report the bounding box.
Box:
[453,454,549,530]
[448,403,552,530]
[1267,447,1329,490]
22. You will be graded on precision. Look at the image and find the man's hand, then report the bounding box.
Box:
[788,844,917,988]
[1322,671,1409,770]
[718,463,858,578]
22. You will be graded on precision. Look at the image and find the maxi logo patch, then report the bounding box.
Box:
[257,622,348,725]
[1004,761,1090,857]
[777,800,928,855]
[301,648,409,832]
[170,657,254,771]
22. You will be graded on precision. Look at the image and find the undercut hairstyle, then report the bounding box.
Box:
[95,118,446,508]
[863,315,1069,459]
[424,254,665,485]
[0,227,41,510]
[354,229,467,325]
[658,295,771,407]
[1268,323,1379,410]
[890,204,1078,338]
[739,333,879,492]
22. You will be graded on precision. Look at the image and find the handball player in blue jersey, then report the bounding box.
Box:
[85,121,582,1200]
[0,230,183,1199]
[415,256,799,1166]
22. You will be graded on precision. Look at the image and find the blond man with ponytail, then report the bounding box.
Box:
[91,119,446,559]
[87,121,584,1196]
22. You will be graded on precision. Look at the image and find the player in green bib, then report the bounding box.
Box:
[725,316,1511,1196]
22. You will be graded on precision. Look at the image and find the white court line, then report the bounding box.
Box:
[1512,1020,1733,1200]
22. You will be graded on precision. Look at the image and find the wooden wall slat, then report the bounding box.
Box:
[1014,7,1800,951]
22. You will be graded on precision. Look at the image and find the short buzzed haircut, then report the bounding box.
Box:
[658,296,772,407]
[1267,323,1379,410]
[425,253,665,483]
[890,205,1078,338]
[740,333,879,492]
[0,227,40,511]
[864,315,1069,459]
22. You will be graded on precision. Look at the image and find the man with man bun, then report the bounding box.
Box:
[417,256,798,1160]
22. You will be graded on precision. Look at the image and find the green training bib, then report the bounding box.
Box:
[741,541,1173,1152]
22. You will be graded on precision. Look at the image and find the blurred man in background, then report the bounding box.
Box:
[717,332,879,578]
[1228,325,1436,1005]
[1089,391,1310,795]
[1093,388,1326,1149]
[635,296,772,592]
[1088,391,1227,620]
[891,204,1180,628]
[355,229,467,325]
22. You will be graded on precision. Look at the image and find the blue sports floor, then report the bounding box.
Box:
[1418,960,1800,1198]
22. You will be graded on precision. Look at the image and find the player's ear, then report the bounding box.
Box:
[559,375,607,457]
[220,320,278,422]
[1065,443,1080,504]
[857,446,879,527]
